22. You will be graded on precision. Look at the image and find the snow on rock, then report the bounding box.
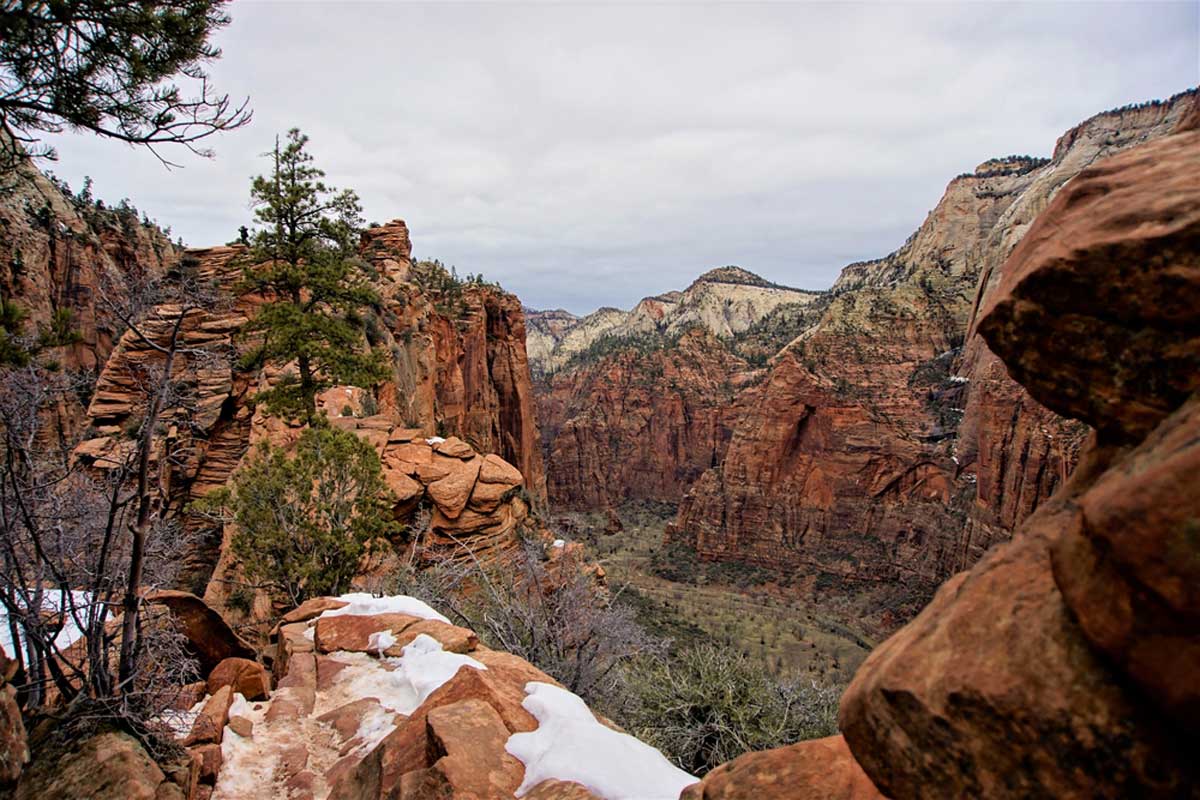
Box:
[551,539,566,548]
[367,629,396,654]
[328,635,486,716]
[506,681,697,800]
[319,592,450,624]
[426,436,446,445]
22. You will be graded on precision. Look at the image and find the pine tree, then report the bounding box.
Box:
[240,128,388,423]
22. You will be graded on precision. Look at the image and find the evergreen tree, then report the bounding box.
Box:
[202,426,396,606]
[240,129,388,423]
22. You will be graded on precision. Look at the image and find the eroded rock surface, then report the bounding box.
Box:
[838,115,1200,799]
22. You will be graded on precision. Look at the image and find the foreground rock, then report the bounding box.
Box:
[181,595,693,800]
[680,735,882,800]
[839,120,1200,798]
[14,731,195,800]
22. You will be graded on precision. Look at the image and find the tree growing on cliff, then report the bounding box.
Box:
[239,129,388,423]
[200,426,396,606]
[0,0,251,170]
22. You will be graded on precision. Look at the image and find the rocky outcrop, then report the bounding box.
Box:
[539,329,755,508]
[838,120,1200,799]
[73,219,547,601]
[0,159,178,373]
[14,730,196,800]
[532,268,819,509]
[666,90,1198,630]
[203,419,535,615]
[180,595,691,800]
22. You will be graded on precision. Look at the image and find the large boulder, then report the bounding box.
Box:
[145,589,256,673]
[14,731,192,800]
[977,128,1200,443]
[680,735,883,800]
[1050,395,1200,731]
[206,656,271,701]
[840,128,1200,799]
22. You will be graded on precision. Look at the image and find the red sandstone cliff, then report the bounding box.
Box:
[662,90,1197,629]
[72,220,547,598]
[0,158,178,372]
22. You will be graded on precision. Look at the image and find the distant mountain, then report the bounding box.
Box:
[526,266,819,376]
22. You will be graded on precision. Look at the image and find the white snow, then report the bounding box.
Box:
[367,629,396,654]
[322,634,486,716]
[551,539,565,548]
[948,375,969,384]
[505,682,697,800]
[319,592,450,624]
[425,436,446,445]
[0,589,92,658]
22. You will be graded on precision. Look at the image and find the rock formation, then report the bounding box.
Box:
[837,115,1200,799]
[664,90,1197,630]
[0,159,178,373]
[143,593,696,800]
[532,268,820,508]
[71,220,547,599]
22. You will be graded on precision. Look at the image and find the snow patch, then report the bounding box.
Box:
[0,589,92,658]
[324,634,486,716]
[948,375,969,384]
[367,629,396,654]
[506,682,697,799]
[551,539,565,548]
[425,436,446,445]
[320,592,450,624]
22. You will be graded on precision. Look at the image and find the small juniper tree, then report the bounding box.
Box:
[239,128,388,423]
[203,426,396,606]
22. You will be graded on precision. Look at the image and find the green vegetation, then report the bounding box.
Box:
[0,0,251,169]
[623,644,839,775]
[238,129,389,423]
[200,426,396,606]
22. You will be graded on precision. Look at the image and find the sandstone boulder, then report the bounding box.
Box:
[207,657,271,701]
[146,590,256,673]
[274,597,350,633]
[314,613,422,653]
[14,731,176,800]
[978,128,1200,442]
[425,455,482,519]
[680,735,882,800]
[184,685,234,746]
[382,619,478,656]
[433,436,475,460]
[1051,394,1200,731]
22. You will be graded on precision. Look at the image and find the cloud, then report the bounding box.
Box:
[38,1,1198,313]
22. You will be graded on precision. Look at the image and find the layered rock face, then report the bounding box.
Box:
[666,90,1197,628]
[532,268,820,508]
[528,267,820,378]
[0,157,177,370]
[539,329,754,508]
[838,120,1200,799]
[73,220,546,597]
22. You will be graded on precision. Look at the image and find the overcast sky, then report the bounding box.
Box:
[38,1,1199,314]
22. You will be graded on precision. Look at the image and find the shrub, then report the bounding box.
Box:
[200,425,396,605]
[622,643,840,775]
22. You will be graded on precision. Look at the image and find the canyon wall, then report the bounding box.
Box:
[531,268,821,508]
[663,91,1197,628]
[58,214,546,598]
[0,157,178,373]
